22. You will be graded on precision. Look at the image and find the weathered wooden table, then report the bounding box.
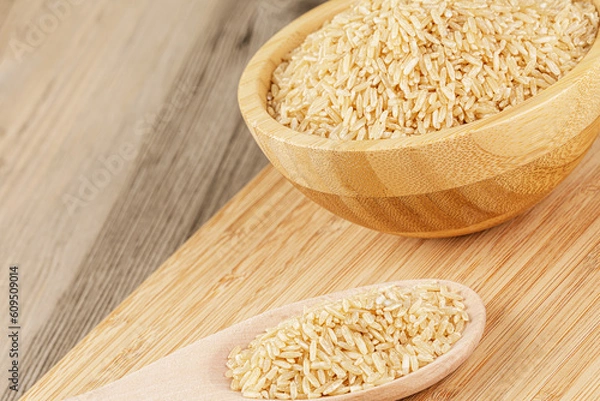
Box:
[2,1,599,401]
[0,0,324,399]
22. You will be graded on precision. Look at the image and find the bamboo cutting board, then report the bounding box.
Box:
[23,140,600,400]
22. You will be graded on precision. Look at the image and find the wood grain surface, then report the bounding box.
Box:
[22,140,600,400]
[2,0,600,400]
[0,0,327,399]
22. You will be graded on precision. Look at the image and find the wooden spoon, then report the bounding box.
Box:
[66,280,486,401]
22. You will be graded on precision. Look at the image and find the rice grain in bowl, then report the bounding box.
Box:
[238,0,600,237]
[267,0,599,140]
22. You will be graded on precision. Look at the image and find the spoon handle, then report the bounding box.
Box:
[63,330,238,401]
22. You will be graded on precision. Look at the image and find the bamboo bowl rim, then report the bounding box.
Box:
[239,0,600,153]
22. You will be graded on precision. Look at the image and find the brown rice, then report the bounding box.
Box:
[226,282,469,399]
[267,0,599,139]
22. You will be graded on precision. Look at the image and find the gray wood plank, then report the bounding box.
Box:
[0,0,327,399]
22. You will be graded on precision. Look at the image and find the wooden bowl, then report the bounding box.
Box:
[238,0,600,238]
